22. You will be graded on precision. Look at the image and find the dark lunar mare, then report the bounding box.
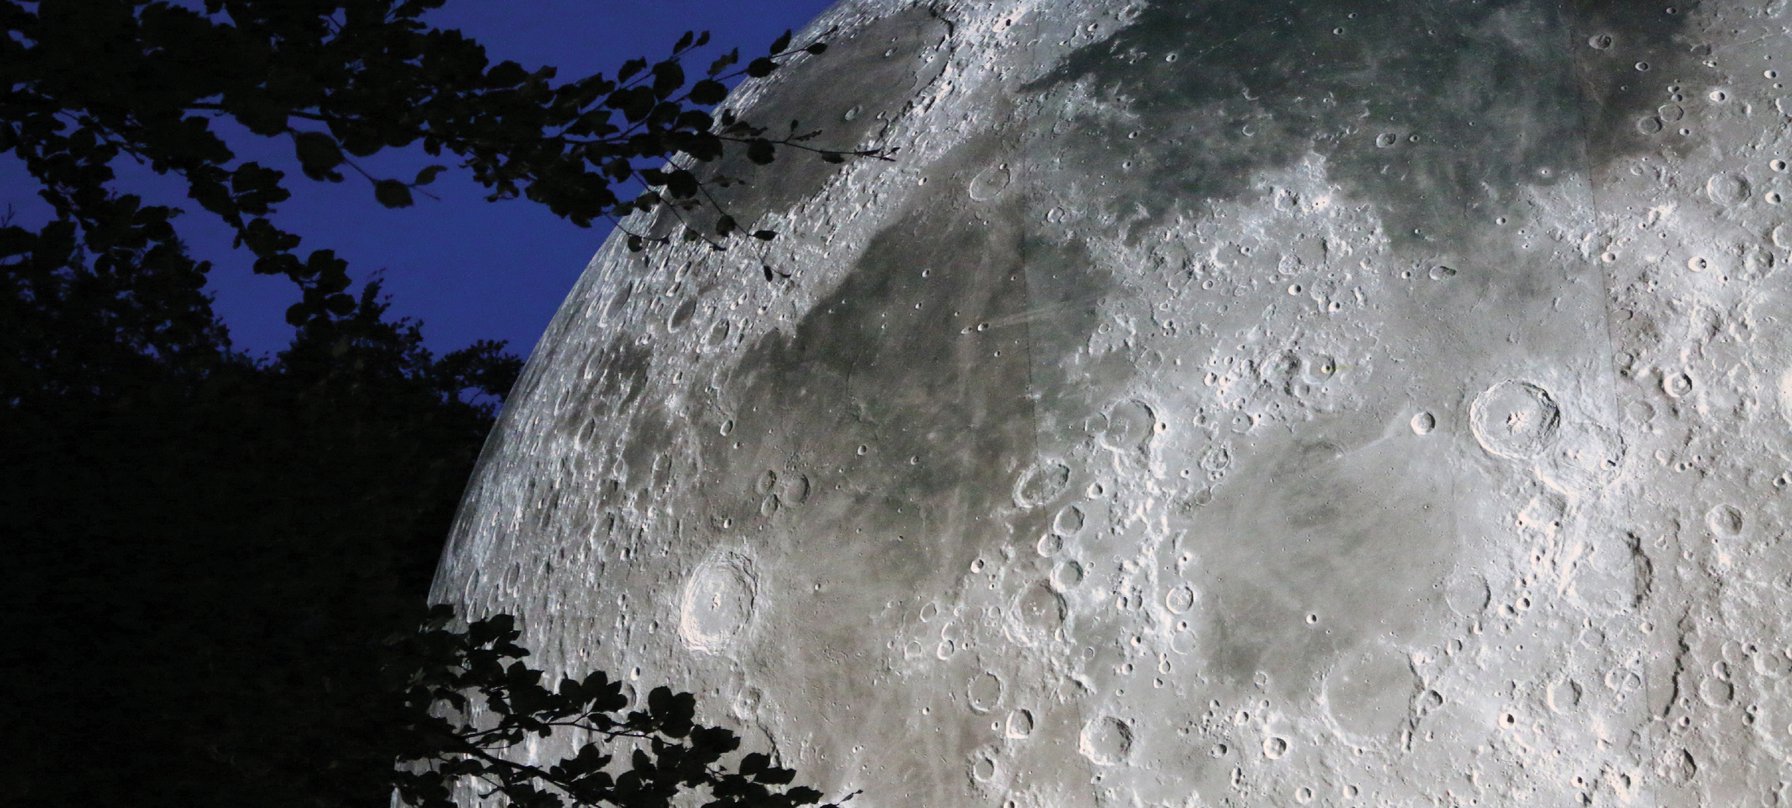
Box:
[674,143,1111,802]
[700,166,1107,585]
[1029,0,1699,247]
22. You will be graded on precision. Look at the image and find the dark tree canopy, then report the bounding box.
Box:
[2,284,520,806]
[0,2,871,806]
[390,607,850,808]
[1,0,883,338]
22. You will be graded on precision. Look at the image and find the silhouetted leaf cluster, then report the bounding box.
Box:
[1,1,889,332]
[1,7,870,806]
[387,606,852,808]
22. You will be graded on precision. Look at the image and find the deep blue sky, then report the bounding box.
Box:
[5,1,836,358]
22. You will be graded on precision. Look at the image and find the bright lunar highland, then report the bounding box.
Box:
[433,1,1792,804]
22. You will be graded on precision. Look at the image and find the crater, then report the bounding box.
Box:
[1006,581,1068,646]
[1469,380,1562,460]
[678,553,758,653]
[967,672,1004,713]
[1014,460,1073,508]
[1097,399,1157,454]
[1078,716,1134,765]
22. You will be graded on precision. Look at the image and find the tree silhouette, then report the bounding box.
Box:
[2,0,888,329]
[0,4,873,806]
[388,606,851,808]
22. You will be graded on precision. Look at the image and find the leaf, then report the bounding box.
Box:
[607,86,656,122]
[675,109,717,134]
[688,79,727,106]
[708,48,740,77]
[752,230,777,241]
[745,57,777,78]
[617,57,648,82]
[820,152,845,164]
[254,253,301,278]
[663,169,697,199]
[715,215,736,236]
[305,249,346,280]
[413,165,447,186]
[688,725,740,755]
[769,29,793,54]
[651,61,685,99]
[486,60,527,86]
[229,162,283,195]
[234,96,289,135]
[806,43,828,55]
[682,132,722,162]
[646,685,676,715]
[757,766,797,785]
[374,179,414,208]
[675,30,694,52]
[746,139,775,165]
[293,132,344,179]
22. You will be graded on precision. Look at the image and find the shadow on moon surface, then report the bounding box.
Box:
[1030,0,1699,247]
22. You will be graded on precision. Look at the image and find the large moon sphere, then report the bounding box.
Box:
[434,1,1792,804]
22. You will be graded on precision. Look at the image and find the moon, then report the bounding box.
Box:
[434,1,1792,804]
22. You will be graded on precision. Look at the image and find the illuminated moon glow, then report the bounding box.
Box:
[435,1,1792,804]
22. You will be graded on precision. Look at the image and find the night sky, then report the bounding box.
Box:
[1,0,835,357]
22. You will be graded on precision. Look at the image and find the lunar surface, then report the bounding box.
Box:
[433,1,1792,804]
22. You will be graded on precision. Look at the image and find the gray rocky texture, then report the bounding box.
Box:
[433,1,1792,804]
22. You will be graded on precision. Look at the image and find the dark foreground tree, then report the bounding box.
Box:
[0,3,879,806]
[2,283,519,806]
[1,0,886,332]
[3,279,844,807]
[387,607,850,808]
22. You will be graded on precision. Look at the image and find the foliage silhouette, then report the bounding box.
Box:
[0,5,875,806]
[2,0,890,328]
[2,278,520,807]
[388,606,852,808]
